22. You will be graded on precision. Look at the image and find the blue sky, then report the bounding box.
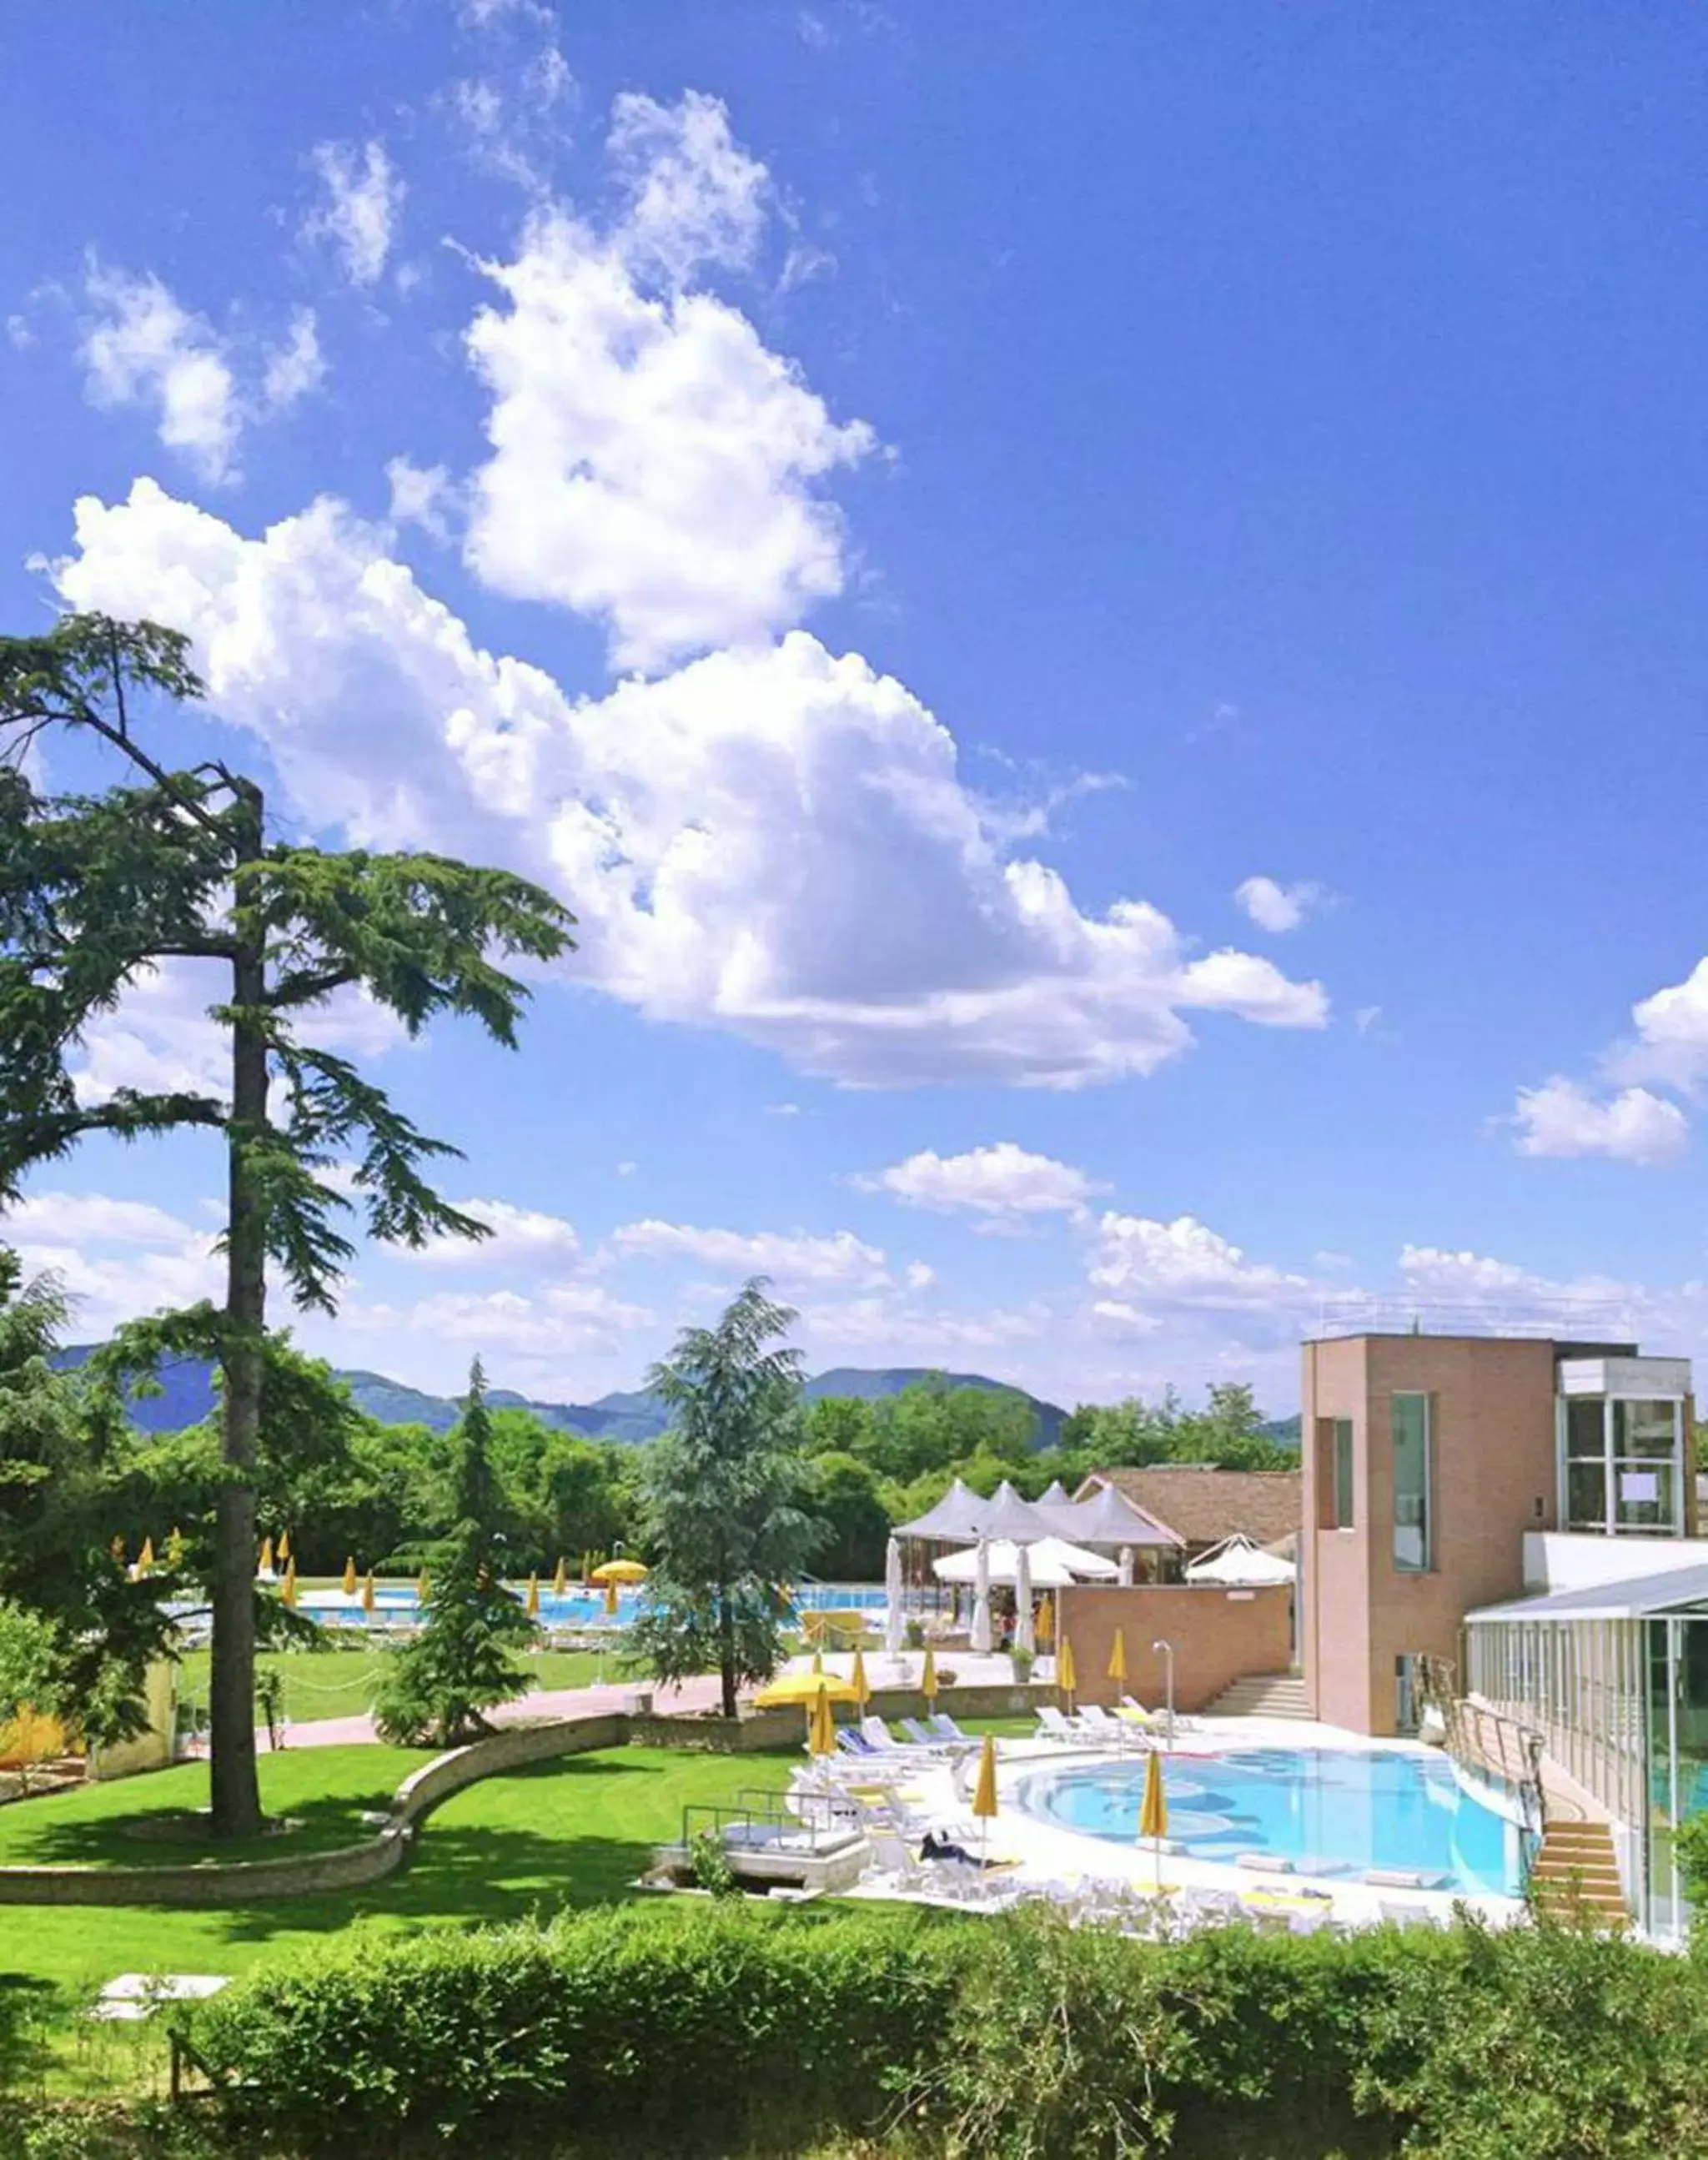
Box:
[4,2,1708,1414]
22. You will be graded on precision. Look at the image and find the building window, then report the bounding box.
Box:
[1332,1419,1354,1530]
[1561,1395,1683,1535]
[1392,1393,1431,1571]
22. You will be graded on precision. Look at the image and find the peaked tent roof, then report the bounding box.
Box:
[977,1479,1058,1543]
[893,1476,987,1542]
[1184,1533,1296,1585]
[1037,1479,1070,1507]
[933,1536,1120,1587]
[1048,1480,1184,1549]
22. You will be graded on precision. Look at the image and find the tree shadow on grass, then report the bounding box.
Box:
[0,1972,59,2095]
[0,1778,403,1870]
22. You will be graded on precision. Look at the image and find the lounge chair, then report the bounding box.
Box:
[836,1729,878,1759]
[900,1715,960,1753]
[1378,1900,1439,1929]
[1035,1705,1083,1743]
[1179,1886,1243,1928]
[861,1715,922,1753]
[1077,1705,1137,1745]
[927,1710,973,1745]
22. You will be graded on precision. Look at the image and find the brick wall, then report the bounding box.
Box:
[1056,1585,1293,1712]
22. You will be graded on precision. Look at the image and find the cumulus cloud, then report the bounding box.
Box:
[80,264,241,483]
[1511,1077,1687,1166]
[385,455,457,542]
[3,1188,222,1336]
[304,140,404,287]
[54,480,1327,1088]
[342,1281,652,1359]
[861,1142,1099,1217]
[402,1197,581,1268]
[460,92,877,670]
[606,1218,892,1288]
[1088,1213,1318,1319]
[1234,876,1326,934]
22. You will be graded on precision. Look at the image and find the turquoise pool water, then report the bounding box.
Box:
[289,1580,888,1632]
[1012,1746,1524,1895]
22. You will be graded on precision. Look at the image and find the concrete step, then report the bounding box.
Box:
[1206,1674,1313,1720]
[1530,1820,1630,1929]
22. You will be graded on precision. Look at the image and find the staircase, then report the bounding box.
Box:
[1205,1672,1312,1720]
[1528,1819,1630,1931]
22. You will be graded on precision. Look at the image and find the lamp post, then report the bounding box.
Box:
[1152,1639,1176,1751]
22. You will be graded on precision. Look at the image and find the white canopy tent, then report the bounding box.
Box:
[933,1536,1119,1589]
[1184,1533,1296,1587]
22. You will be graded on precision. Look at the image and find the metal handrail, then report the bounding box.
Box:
[1415,1653,1547,1841]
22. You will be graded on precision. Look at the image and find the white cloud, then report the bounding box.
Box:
[304,140,404,287]
[1088,1212,1317,1318]
[1234,876,1326,934]
[54,480,1327,1088]
[80,264,240,483]
[3,1188,222,1338]
[862,1142,1098,1217]
[799,1292,1049,1353]
[607,1218,892,1288]
[343,1280,652,1359]
[1614,958,1708,1092]
[6,1191,203,1250]
[262,309,325,410]
[404,1197,581,1268]
[460,93,877,670]
[1512,1077,1687,1167]
[607,89,769,288]
[385,456,456,543]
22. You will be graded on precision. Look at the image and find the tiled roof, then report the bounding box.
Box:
[1075,1466,1302,1549]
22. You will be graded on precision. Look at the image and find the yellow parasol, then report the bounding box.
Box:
[165,1525,186,1568]
[851,1644,871,1710]
[751,1670,861,1708]
[1108,1628,1128,1684]
[1057,1634,1078,1711]
[278,1529,291,1564]
[604,1577,620,1617]
[972,1731,1000,1864]
[342,1556,357,1597]
[361,1570,376,1615]
[137,1535,155,1575]
[1036,1592,1054,1648]
[418,1564,431,1605]
[808,1683,838,1758]
[259,1535,274,1575]
[1138,1745,1169,1888]
[590,1559,649,1584]
[526,1572,540,1618]
[553,1556,567,1595]
[922,1644,939,1704]
[282,1559,298,1610]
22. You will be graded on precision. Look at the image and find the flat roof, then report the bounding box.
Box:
[1468,1561,1708,1624]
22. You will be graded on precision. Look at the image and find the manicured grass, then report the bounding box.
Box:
[0,1747,432,1871]
[174,1645,611,1725]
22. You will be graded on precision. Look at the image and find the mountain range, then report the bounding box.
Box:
[56,1349,1069,1447]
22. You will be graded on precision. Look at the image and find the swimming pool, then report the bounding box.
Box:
[1012,1746,1526,1896]
[289,1580,889,1631]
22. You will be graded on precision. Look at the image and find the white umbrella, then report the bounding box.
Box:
[970,1535,992,1653]
[1014,1539,1035,1655]
[1184,1534,1296,1587]
[1118,1545,1134,1586]
[883,1535,905,1654]
[933,1537,1119,1588]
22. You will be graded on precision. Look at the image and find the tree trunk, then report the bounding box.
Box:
[210,778,267,1840]
[718,1583,737,1720]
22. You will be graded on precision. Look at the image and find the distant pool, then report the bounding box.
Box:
[1013,1746,1525,1896]
[290,1580,888,1631]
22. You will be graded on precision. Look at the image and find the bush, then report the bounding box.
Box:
[182,1903,1708,2159]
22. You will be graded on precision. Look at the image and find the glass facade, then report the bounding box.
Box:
[1468,1606,1708,1940]
[1560,1394,1684,1535]
[1392,1393,1431,1571]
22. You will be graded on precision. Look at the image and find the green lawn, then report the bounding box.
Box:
[174,1645,612,1725]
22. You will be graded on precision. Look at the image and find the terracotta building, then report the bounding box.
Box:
[1073,1466,1301,1571]
[1301,1332,1697,1736]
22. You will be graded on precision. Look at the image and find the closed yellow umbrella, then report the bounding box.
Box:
[526,1572,540,1618]
[590,1559,649,1584]
[922,1644,939,1705]
[1108,1628,1128,1684]
[362,1570,376,1615]
[258,1535,274,1576]
[972,1731,1000,1864]
[342,1556,357,1597]
[752,1670,861,1707]
[1036,1593,1054,1648]
[165,1525,186,1568]
[851,1645,871,1709]
[418,1564,430,1605]
[282,1559,298,1610]
[808,1682,838,1758]
[1138,1746,1168,1888]
[137,1535,155,1575]
[278,1529,291,1564]
[1057,1634,1077,1711]
[553,1556,567,1595]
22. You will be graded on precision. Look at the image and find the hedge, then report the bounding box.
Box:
[183,1902,1708,2159]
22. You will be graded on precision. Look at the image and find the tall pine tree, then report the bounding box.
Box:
[0,615,571,1833]
[374,1359,535,1746]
